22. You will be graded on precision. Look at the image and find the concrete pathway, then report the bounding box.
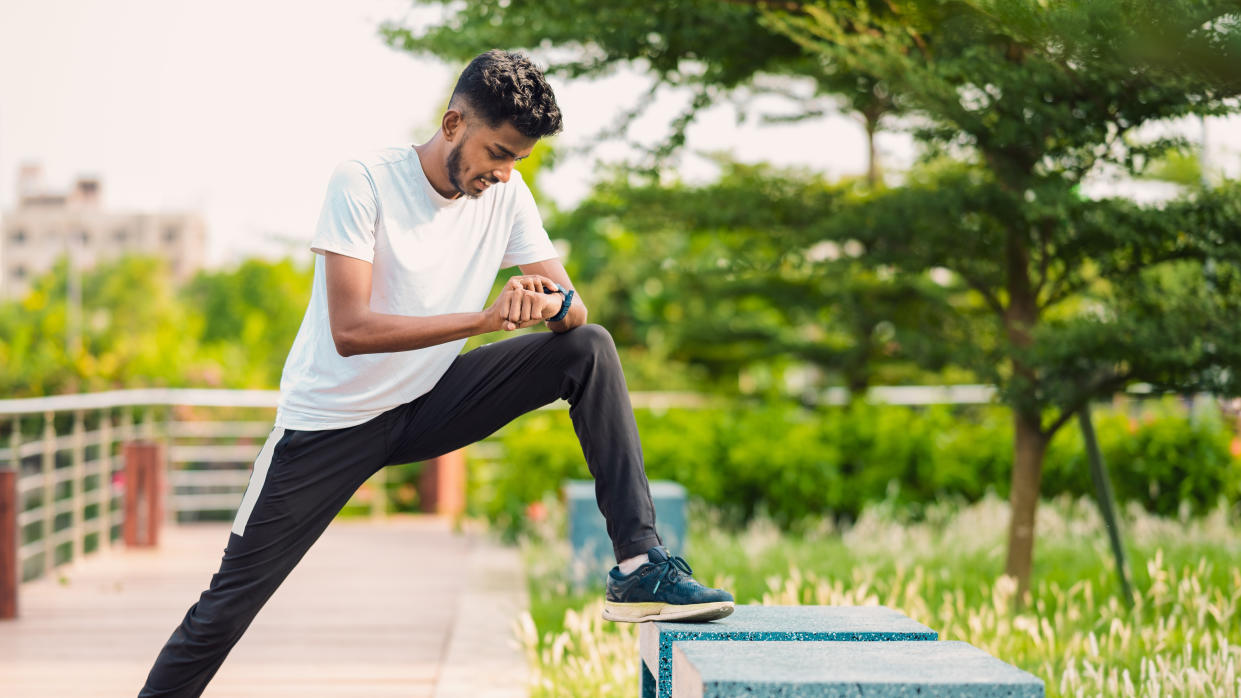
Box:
[0,517,529,697]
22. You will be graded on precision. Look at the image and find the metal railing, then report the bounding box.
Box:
[0,391,300,591]
[3,407,131,584]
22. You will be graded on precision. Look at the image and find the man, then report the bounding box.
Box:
[139,49,733,696]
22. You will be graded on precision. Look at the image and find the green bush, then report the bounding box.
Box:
[469,399,1240,539]
[1042,402,1240,517]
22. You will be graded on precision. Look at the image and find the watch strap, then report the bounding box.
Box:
[550,288,574,322]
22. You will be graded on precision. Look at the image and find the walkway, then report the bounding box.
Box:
[0,517,529,697]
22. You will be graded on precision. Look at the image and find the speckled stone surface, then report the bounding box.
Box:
[565,479,686,586]
[640,605,938,698]
[670,641,1045,698]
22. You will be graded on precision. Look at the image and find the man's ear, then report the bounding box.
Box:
[442,109,464,142]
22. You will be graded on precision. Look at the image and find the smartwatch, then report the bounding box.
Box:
[544,282,575,322]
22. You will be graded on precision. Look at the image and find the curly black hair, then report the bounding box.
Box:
[450,49,563,138]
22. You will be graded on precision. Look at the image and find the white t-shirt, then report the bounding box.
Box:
[274,146,559,431]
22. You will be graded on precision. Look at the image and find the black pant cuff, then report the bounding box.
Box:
[614,535,663,563]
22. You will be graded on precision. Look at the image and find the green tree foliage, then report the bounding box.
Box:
[0,257,312,396]
[0,257,194,395]
[181,258,314,387]
[1143,149,1205,186]
[551,161,961,393]
[380,0,901,177]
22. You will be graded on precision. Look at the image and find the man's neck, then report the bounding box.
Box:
[413,137,461,200]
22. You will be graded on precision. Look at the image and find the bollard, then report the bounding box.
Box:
[123,442,164,548]
[1,469,16,619]
[566,479,687,588]
[419,449,466,516]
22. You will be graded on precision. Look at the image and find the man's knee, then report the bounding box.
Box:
[559,323,616,357]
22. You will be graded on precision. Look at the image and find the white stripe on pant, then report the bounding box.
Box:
[230,427,284,537]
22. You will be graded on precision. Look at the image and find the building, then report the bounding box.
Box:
[1,164,206,298]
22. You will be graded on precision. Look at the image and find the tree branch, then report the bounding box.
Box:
[956,268,1006,316]
[1042,248,1204,309]
[714,0,810,14]
[883,0,930,58]
[1032,219,1052,299]
[1041,370,1132,438]
[1040,269,1081,311]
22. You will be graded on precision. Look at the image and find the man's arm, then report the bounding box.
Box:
[325,252,552,356]
[517,258,588,333]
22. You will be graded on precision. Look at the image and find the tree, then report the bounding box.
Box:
[379,0,903,182]
[181,259,313,388]
[766,0,1241,593]
[0,257,198,396]
[0,257,314,396]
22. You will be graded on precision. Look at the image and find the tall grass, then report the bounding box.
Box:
[519,494,1241,697]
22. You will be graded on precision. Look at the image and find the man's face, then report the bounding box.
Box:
[445,118,538,199]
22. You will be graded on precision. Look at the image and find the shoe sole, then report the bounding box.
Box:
[601,600,735,623]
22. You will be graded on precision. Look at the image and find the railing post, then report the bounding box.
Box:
[120,407,134,444]
[1,468,16,619]
[141,407,156,441]
[123,442,163,547]
[71,409,85,562]
[8,415,19,473]
[41,411,55,576]
[419,449,466,517]
[162,405,177,524]
[98,409,112,551]
[149,441,164,546]
[118,408,134,548]
[6,417,20,619]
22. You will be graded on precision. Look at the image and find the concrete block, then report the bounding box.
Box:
[640,605,938,698]
[671,640,1045,697]
[565,479,686,586]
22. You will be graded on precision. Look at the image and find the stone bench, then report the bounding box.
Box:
[639,605,938,698]
[671,640,1045,697]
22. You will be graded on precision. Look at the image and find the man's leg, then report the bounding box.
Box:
[386,324,661,561]
[139,414,395,697]
[388,324,732,623]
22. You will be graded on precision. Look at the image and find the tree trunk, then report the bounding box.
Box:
[1005,408,1047,599]
[1001,216,1043,600]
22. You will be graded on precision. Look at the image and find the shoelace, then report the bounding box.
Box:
[652,555,694,595]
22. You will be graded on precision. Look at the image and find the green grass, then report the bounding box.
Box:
[519,494,1241,697]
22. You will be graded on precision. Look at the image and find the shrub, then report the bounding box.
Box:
[469,398,1240,539]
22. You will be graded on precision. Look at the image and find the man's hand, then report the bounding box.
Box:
[486,275,564,331]
[517,259,586,333]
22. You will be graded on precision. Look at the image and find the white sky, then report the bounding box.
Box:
[1,0,1239,267]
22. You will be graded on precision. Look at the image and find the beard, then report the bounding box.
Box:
[446,142,479,200]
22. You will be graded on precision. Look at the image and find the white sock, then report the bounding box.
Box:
[617,554,647,575]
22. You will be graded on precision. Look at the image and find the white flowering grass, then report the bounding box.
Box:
[520,494,1241,698]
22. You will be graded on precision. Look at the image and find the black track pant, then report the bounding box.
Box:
[139,324,661,697]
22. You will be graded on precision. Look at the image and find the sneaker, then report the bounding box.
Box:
[602,546,735,623]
